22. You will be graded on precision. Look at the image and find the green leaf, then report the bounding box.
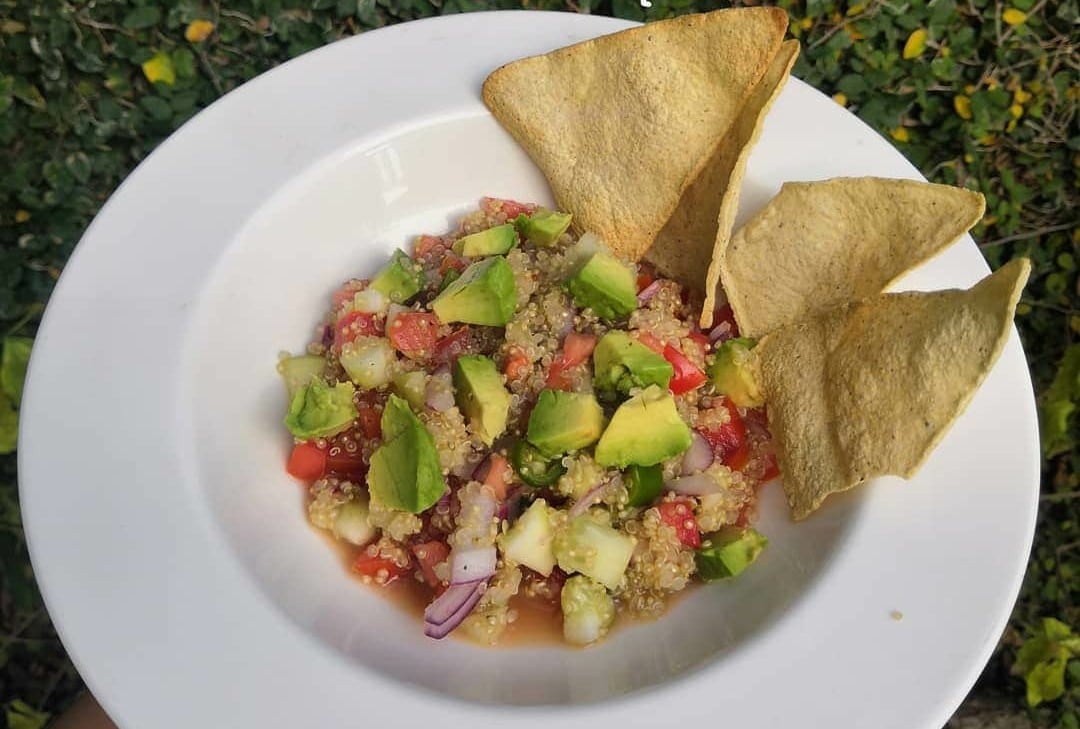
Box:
[0,390,17,454]
[139,96,173,122]
[1013,618,1079,707]
[1,336,32,406]
[122,6,163,30]
[6,700,50,729]
[1040,345,1080,457]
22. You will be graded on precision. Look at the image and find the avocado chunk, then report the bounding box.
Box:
[367,394,447,513]
[526,389,605,458]
[452,224,517,257]
[592,331,674,398]
[284,378,357,439]
[695,527,768,581]
[431,256,517,326]
[565,250,638,320]
[561,575,615,646]
[708,337,763,408]
[594,385,691,467]
[554,515,636,590]
[498,499,556,576]
[370,249,424,304]
[453,354,511,446]
[625,464,663,507]
[514,209,572,247]
[278,354,327,398]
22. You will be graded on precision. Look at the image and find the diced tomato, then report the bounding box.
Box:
[438,253,468,276]
[414,234,446,261]
[634,331,665,354]
[663,344,707,395]
[356,399,382,440]
[504,347,531,381]
[636,268,656,293]
[475,453,511,500]
[412,541,449,590]
[286,442,326,480]
[432,326,472,364]
[324,442,367,477]
[735,501,756,528]
[547,333,597,390]
[351,554,409,585]
[331,279,367,311]
[688,330,710,351]
[657,498,701,548]
[699,399,750,471]
[481,196,536,220]
[760,452,781,483]
[333,310,382,352]
[388,312,440,359]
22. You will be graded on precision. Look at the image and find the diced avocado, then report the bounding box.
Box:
[339,336,394,390]
[333,498,376,547]
[561,575,615,646]
[453,355,511,446]
[707,337,763,408]
[498,499,556,576]
[514,209,572,247]
[370,249,424,304]
[284,378,357,439]
[592,331,673,398]
[565,250,638,320]
[625,464,663,507]
[278,354,327,398]
[526,389,605,458]
[452,224,517,257]
[594,385,691,468]
[367,394,447,513]
[431,256,517,326]
[554,515,636,590]
[391,370,427,410]
[695,527,768,581]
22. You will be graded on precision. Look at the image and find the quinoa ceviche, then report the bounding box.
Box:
[277,197,777,646]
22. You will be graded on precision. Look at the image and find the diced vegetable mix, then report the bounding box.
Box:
[278,198,778,646]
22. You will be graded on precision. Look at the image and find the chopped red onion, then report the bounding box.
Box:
[450,546,497,584]
[569,482,607,518]
[637,280,662,305]
[423,580,486,639]
[681,432,714,475]
[709,322,734,343]
[665,472,723,495]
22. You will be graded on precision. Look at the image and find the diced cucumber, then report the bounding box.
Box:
[561,575,615,646]
[352,287,388,315]
[695,527,768,581]
[340,337,394,390]
[333,499,376,546]
[553,515,636,590]
[498,499,555,576]
[277,354,327,398]
[392,370,427,410]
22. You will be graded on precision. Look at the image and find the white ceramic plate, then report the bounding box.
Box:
[20,11,1038,729]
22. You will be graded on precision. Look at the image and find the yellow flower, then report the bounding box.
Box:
[832,92,848,107]
[1010,103,1024,119]
[1013,87,1032,104]
[1006,119,1018,133]
[978,134,997,146]
[846,24,865,41]
[903,28,927,59]
[1002,8,1026,25]
[987,78,1000,90]
[799,17,813,30]
[14,210,30,223]
[963,153,974,163]
[890,127,910,142]
[953,95,972,120]
[964,84,976,95]
[141,52,175,86]
[1028,80,1043,93]
[846,3,867,16]
[941,45,951,58]
[185,19,215,43]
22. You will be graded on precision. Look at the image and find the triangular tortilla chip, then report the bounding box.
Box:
[482,8,788,262]
[646,40,798,319]
[755,258,1030,520]
[721,177,986,337]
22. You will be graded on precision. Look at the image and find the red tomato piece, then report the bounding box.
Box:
[286,442,326,480]
[699,399,751,471]
[388,312,440,359]
[331,279,367,311]
[481,196,536,220]
[688,330,711,351]
[547,333,597,390]
[473,453,511,501]
[432,326,472,364]
[412,541,449,590]
[760,452,781,483]
[333,310,381,352]
[324,442,367,477]
[504,347,531,381]
[663,344,707,395]
[657,498,701,549]
[438,253,468,276]
[414,234,446,261]
[634,331,665,354]
[351,554,408,585]
[356,402,382,440]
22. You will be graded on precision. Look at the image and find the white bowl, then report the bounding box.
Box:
[20,11,1038,728]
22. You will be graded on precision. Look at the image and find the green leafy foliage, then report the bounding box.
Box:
[0,0,1075,725]
[1014,618,1080,707]
[4,701,48,729]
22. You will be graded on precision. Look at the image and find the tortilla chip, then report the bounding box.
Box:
[755,258,1030,520]
[482,8,788,262]
[647,40,798,316]
[721,178,986,337]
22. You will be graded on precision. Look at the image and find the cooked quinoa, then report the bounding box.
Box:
[277,197,778,647]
